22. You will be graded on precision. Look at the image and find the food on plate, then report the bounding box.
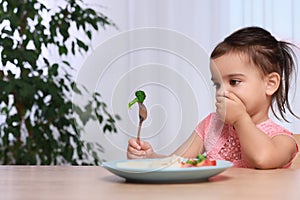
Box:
[117,154,216,170]
[181,154,217,167]
[117,155,183,169]
[128,90,146,109]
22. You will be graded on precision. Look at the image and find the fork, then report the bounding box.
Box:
[137,102,147,145]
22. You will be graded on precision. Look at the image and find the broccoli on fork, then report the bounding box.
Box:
[128,90,146,108]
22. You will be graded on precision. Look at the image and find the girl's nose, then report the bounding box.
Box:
[216,84,225,97]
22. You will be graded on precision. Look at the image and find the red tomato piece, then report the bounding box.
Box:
[202,159,217,166]
[181,159,217,168]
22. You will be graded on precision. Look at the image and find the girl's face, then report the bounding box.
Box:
[210,52,271,120]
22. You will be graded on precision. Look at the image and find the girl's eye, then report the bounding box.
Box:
[229,80,241,86]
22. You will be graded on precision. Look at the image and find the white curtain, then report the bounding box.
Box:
[76,0,300,161]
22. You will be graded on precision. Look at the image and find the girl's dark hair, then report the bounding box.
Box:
[210,26,299,122]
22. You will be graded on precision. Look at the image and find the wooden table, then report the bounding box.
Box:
[1,166,300,200]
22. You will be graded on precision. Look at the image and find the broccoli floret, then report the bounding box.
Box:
[128,90,146,108]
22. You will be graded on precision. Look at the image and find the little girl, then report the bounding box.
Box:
[127,26,299,169]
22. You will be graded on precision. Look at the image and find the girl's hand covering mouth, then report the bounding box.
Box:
[216,91,247,125]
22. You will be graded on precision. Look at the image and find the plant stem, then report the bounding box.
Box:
[15,101,24,142]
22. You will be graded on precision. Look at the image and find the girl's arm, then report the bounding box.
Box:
[127,131,204,159]
[234,115,296,169]
[217,91,297,169]
[172,131,204,158]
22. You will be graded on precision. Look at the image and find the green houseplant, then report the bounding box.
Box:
[0,0,119,165]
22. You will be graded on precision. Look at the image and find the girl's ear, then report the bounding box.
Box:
[265,72,280,96]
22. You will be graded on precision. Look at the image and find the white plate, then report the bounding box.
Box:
[102,158,233,183]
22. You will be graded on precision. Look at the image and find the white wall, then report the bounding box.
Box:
[73,0,300,162]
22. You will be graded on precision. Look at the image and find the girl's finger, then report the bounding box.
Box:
[224,91,241,103]
[128,138,141,150]
[127,145,145,156]
[140,141,152,150]
[127,152,145,159]
[216,96,224,103]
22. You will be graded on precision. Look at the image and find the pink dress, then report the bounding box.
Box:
[195,113,299,168]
